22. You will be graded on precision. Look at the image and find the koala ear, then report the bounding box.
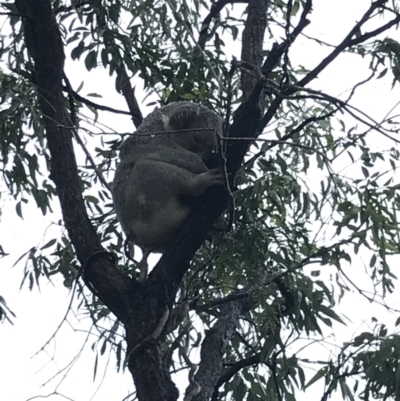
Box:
[161,114,170,131]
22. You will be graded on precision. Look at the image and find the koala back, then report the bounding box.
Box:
[119,102,224,166]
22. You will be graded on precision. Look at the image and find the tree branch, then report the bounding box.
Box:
[254,0,313,136]
[211,353,262,400]
[259,0,397,133]
[240,0,268,100]
[261,0,312,76]
[192,298,244,401]
[245,110,337,167]
[348,14,400,46]
[68,87,133,116]
[195,292,248,313]
[115,63,143,129]
[298,0,388,88]
[198,0,248,51]
[15,0,135,324]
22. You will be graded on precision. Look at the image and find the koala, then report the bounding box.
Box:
[112,102,225,255]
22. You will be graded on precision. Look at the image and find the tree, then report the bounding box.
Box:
[1,0,400,400]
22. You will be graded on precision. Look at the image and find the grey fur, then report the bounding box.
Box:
[112,102,225,252]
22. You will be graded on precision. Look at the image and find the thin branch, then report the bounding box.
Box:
[225,136,331,163]
[26,392,76,401]
[298,0,388,88]
[195,292,248,312]
[164,0,227,92]
[256,1,313,134]
[72,128,113,191]
[270,16,337,49]
[211,353,261,401]
[63,76,114,191]
[260,78,400,151]
[198,0,248,51]
[0,11,26,17]
[69,88,132,116]
[32,276,79,357]
[245,110,336,167]
[344,70,375,103]
[115,63,143,128]
[289,83,400,145]
[261,0,312,75]
[270,353,283,401]
[348,15,400,46]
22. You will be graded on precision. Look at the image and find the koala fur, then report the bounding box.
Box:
[112,102,225,253]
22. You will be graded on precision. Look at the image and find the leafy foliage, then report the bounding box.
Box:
[2,0,400,400]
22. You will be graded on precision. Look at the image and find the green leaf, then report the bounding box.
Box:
[93,354,98,382]
[71,41,85,60]
[100,340,107,355]
[361,166,369,178]
[40,239,57,251]
[260,336,276,361]
[16,201,23,219]
[353,332,373,346]
[339,378,355,401]
[305,367,327,388]
[180,93,196,100]
[85,195,99,204]
[319,305,346,325]
[85,51,98,71]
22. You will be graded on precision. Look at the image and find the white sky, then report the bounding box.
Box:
[1,1,400,400]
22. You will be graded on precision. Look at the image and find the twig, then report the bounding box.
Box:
[298,0,389,88]
[198,0,248,50]
[72,129,113,191]
[62,75,114,192]
[180,341,201,401]
[196,292,248,312]
[262,0,312,75]
[261,79,400,149]
[211,354,261,400]
[246,110,336,167]
[0,11,26,18]
[32,276,80,357]
[348,14,400,46]
[68,88,132,116]
[115,63,143,128]
[164,0,227,92]
[225,136,332,163]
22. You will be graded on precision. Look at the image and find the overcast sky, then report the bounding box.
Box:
[1,1,400,400]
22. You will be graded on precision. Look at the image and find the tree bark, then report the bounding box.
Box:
[192,299,243,401]
[15,0,135,325]
[241,0,269,100]
[15,1,268,400]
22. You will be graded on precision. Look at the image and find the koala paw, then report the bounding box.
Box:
[206,167,225,186]
[193,168,224,195]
